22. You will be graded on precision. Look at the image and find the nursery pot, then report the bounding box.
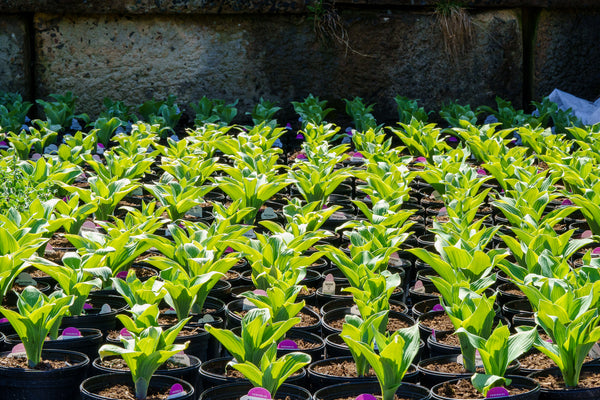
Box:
[314,380,431,400]
[321,308,414,337]
[81,373,194,400]
[4,327,102,362]
[528,365,600,400]
[307,355,377,392]
[430,375,540,400]
[0,349,89,400]
[198,382,311,400]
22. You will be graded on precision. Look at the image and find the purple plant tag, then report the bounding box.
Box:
[285,123,293,130]
[225,246,234,253]
[277,339,298,350]
[97,143,105,149]
[83,303,93,310]
[415,156,427,164]
[62,327,82,338]
[0,141,7,146]
[116,271,128,279]
[0,318,8,323]
[31,153,42,161]
[432,304,444,312]
[431,329,436,340]
[345,127,353,136]
[592,247,600,255]
[120,328,133,339]
[253,289,267,296]
[353,152,364,158]
[297,153,307,160]
[582,230,593,239]
[486,387,510,398]
[355,394,377,400]
[248,388,271,399]
[561,199,574,206]
[477,168,487,176]
[296,133,304,140]
[168,383,185,399]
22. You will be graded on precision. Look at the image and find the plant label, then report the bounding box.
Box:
[120,328,133,340]
[99,304,112,314]
[10,343,26,357]
[164,307,177,315]
[116,271,128,280]
[486,387,510,398]
[167,383,186,399]
[242,229,257,239]
[432,304,444,312]
[561,199,574,206]
[59,327,82,340]
[582,230,593,239]
[80,221,99,234]
[477,168,487,176]
[83,303,93,310]
[132,187,144,196]
[414,156,427,164]
[413,280,426,293]
[430,190,442,201]
[277,339,298,350]
[31,153,42,161]
[242,298,256,311]
[350,152,365,163]
[45,243,56,254]
[241,387,271,400]
[431,329,436,341]
[197,314,215,324]
[589,342,600,359]
[0,318,8,323]
[261,207,278,220]
[592,247,600,257]
[437,207,448,216]
[457,351,483,368]
[170,351,191,367]
[350,305,361,316]
[296,153,307,160]
[355,394,377,400]
[331,212,347,220]
[44,144,58,154]
[187,206,204,218]
[273,138,283,148]
[16,272,36,286]
[322,274,336,295]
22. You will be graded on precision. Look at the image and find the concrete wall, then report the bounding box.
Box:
[0,2,598,122]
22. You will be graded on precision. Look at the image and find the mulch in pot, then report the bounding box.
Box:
[436,379,530,399]
[534,369,600,390]
[97,384,171,400]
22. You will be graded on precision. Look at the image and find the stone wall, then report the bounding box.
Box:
[0,2,598,122]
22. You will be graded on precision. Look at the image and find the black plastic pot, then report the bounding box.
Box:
[199,356,307,390]
[60,307,120,335]
[4,281,51,306]
[418,354,520,388]
[198,382,311,400]
[225,300,321,334]
[81,373,195,400]
[308,356,377,391]
[412,298,442,318]
[315,282,352,308]
[91,354,201,393]
[208,279,232,303]
[503,299,534,325]
[0,349,89,400]
[322,308,415,337]
[430,375,539,400]
[277,330,326,361]
[320,297,408,316]
[528,365,600,400]
[314,380,431,400]
[408,283,440,305]
[324,332,425,364]
[4,328,102,362]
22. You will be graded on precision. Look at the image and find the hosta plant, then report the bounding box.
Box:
[343,324,421,400]
[292,94,333,128]
[99,304,190,400]
[341,311,389,376]
[144,174,214,221]
[394,96,430,124]
[191,96,238,127]
[241,284,305,324]
[112,269,166,308]
[0,287,74,368]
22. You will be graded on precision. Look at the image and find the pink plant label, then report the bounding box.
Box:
[446,136,459,143]
[116,271,128,279]
[413,280,426,293]
[438,207,447,216]
[62,327,82,338]
[0,318,8,323]
[592,247,600,256]
[80,221,99,233]
[247,388,271,399]
[432,304,444,312]
[120,328,133,339]
[415,156,427,163]
[31,153,42,161]
[45,243,55,253]
[431,329,436,340]
[477,169,487,175]
[225,247,234,253]
[486,387,510,398]
[277,339,298,350]
[253,289,267,296]
[83,303,93,310]
[561,199,574,206]
[297,153,307,160]
[168,383,185,399]
[11,343,25,354]
[582,230,593,239]
[355,394,378,400]
[353,152,364,158]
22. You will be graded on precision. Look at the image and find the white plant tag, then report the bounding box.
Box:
[99,304,112,314]
[589,342,600,359]
[132,187,143,196]
[242,229,257,239]
[197,314,215,324]
[322,274,336,295]
[169,351,191,367]
[261,207,277,220]
[457,350,483,368]
[164,308,177,315]
[187,206,203,218]
[16,272,36,286]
